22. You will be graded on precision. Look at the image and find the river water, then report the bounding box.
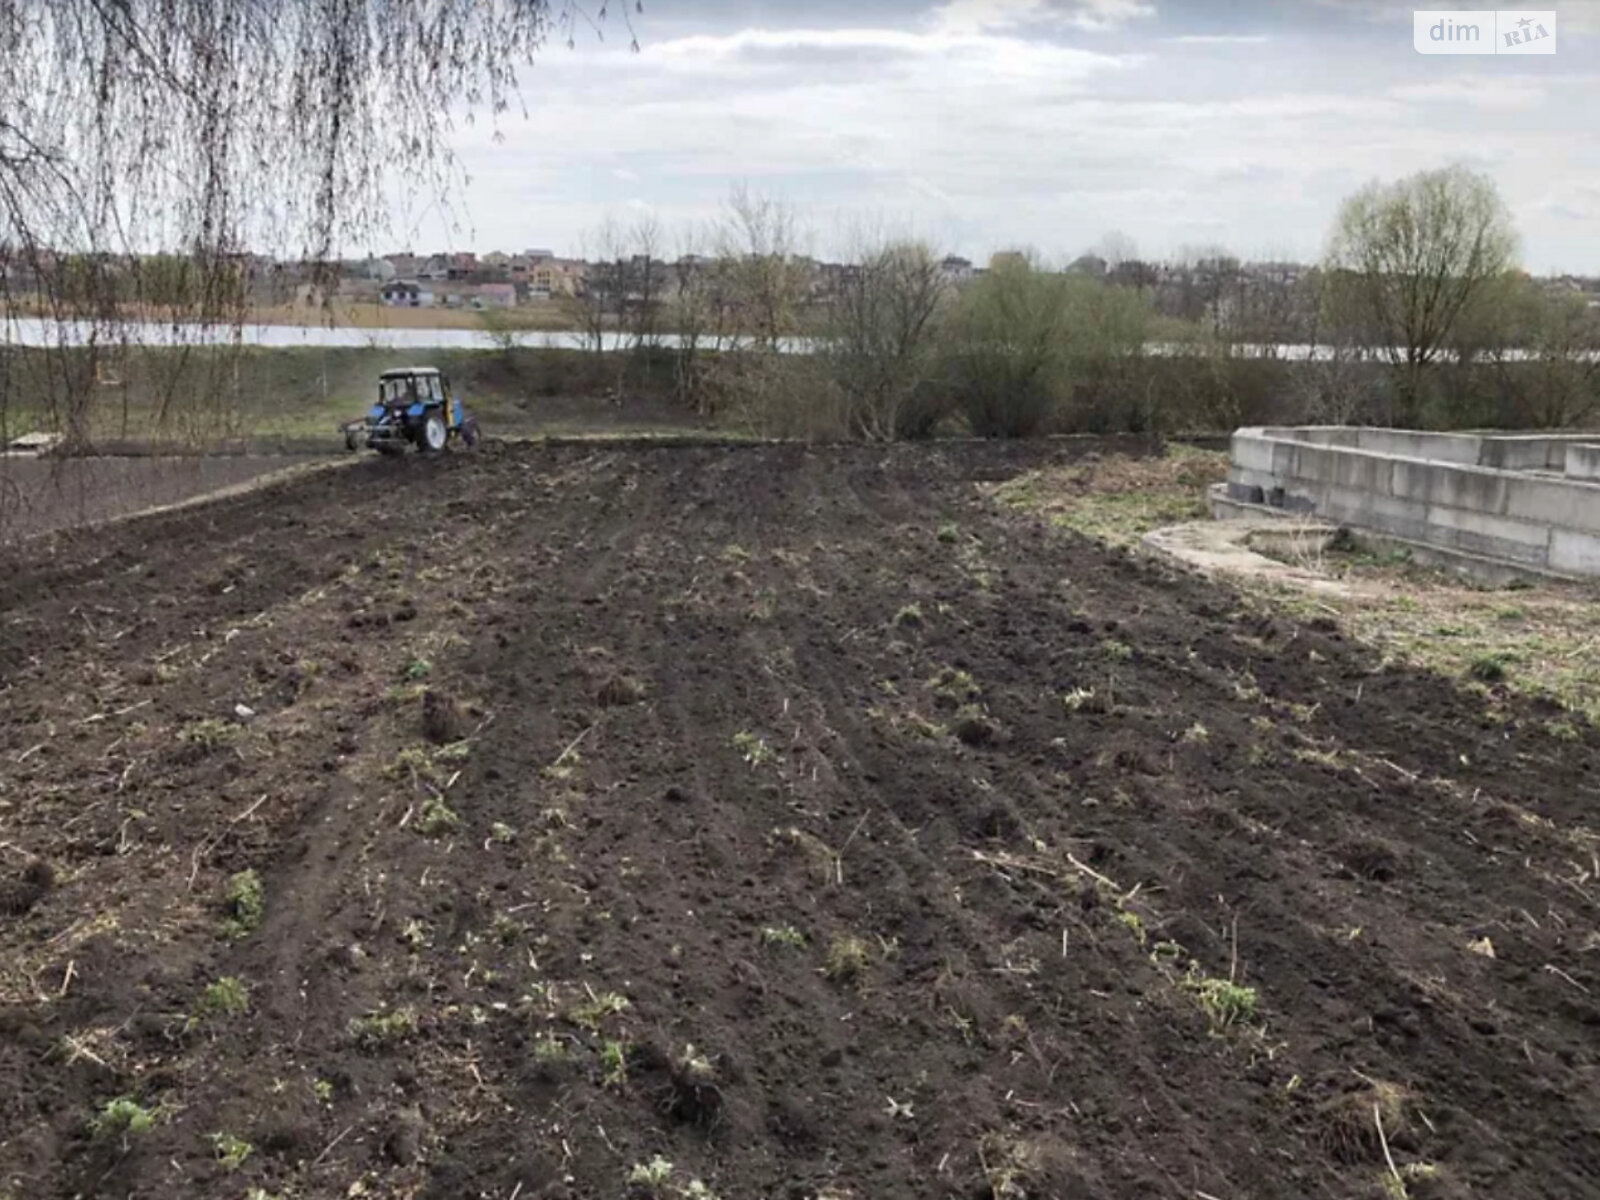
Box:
[1,316,1585,362]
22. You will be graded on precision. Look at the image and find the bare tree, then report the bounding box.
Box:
[1297,270,1381,425]
[1326,164,1518,426]
[562,216,625,356]
[622,212,665,352]
[668,221,738,416]
[717,183,809,352]
[825,238,948,440]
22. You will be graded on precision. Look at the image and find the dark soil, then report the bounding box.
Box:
[1,437,1597,1200]
[0,454,327,542]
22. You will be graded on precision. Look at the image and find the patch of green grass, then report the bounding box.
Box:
[178,718,238,750]
[1468,654,1508,683]
[93,1097,156,1137]
[821,934,871,984]
[312,1078,335,1105]
[210,1131,253,1170]
[222,869,265,938]
[417,796,461,837]
[600,1038,629,1088]
[732,731,777,767]
[626,1155,675,1191]
[928,667,981,706]
[760,924,807,949]
[194,976,250,1020]
[388,745,437,781]
[402,658,432,681]
[989,450,1226,547]
[567,988,630,1032]
[348,1007,418,1050]
[1186,973,1259,1028]
[1117,909,1147,946]
[893,603,925,629]
[936,522,960,544]
[533,1033,569,1063]
[489,821,517,844]
[1101,638,1133,662]
[1060,687,1099,713]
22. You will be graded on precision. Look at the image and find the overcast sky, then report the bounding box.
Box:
[391,0,1600,273]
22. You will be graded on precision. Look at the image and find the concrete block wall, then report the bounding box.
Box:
[1226,426,1600,579]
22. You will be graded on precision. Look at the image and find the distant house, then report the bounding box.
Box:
[473,282,517,309]
[527,258,583,300]
[1067,254,1107,279]
[417,256,451,283]
[381,279,425,307]
[940,255,974,284]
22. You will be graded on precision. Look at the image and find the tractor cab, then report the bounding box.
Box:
[343,366,480,454]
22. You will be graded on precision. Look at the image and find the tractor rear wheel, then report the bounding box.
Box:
[460,416,481,447]
[421,413,448,453]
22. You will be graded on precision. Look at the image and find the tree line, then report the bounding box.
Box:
[552,168,1599,438]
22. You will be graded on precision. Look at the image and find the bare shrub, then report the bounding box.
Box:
[823,239,951,440]
[942,254,1073,437]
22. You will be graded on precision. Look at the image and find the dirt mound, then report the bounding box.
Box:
[1,438,1597,1199]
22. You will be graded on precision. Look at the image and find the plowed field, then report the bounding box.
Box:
[2,439,1596,1200]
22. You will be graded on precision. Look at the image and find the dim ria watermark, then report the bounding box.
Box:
[1414,9,1556,53]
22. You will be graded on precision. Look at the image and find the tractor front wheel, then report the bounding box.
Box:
[421,413,448,453]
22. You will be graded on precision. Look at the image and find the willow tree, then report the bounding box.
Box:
[1325,165,1517,427]
[0,0,631,454]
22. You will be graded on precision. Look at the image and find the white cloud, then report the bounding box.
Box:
[1391,79,1547,111]
[396,4,1600,272]
[1165,34,1271,44]
[929,0,1156,36]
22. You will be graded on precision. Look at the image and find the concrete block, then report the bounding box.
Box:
[1425,503,1545,547]
[1230,435,1277,474]
[1327,449,1395,496]
[1564,443,1600,482]
[1360,429,1479,464]
[1316,485,1432,544]
[1549,529,1600,575]
[1478,436,1551,471]
[1425,505,1548,565]
[1391,460,1511,515]
[1271,440,1299,477]
[1503,476,1600,530]
[1228,467,1278,494]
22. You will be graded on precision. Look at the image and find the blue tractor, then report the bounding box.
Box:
[343,366,480,455]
